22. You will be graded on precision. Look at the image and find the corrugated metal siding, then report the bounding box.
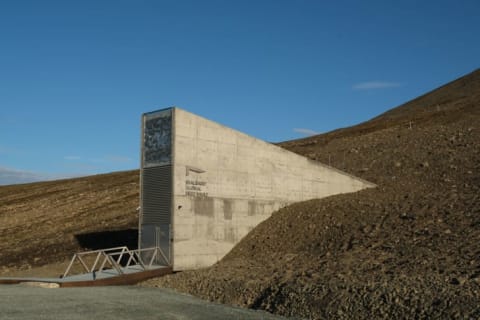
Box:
[141,165,172,225]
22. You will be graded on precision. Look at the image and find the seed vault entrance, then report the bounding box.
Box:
[138,107,375,271]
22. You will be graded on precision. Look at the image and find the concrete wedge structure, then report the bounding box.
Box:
[139,107,375,271]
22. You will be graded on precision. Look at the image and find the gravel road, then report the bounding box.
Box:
[0,285,291,320]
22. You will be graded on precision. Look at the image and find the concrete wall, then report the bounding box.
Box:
[170,108,375,270]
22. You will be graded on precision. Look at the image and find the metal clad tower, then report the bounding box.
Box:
[139,108,173,265]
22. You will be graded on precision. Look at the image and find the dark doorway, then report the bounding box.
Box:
[75,229,138,251]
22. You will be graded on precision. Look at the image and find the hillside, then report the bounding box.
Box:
[0,171,139,273]
[142,69,480,319]
[1,69,479,318]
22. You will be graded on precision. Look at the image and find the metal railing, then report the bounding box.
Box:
[62,246,167,279]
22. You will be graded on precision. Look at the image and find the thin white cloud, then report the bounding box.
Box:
[104,155,132,163]
[0,167,62,185]
[293,128,320,136]
[0,166,78,186]
[87,155,132,164]
[63,162,101,172]
[353,81,402,90]
[64,155,81,160]
[0,166,43,185]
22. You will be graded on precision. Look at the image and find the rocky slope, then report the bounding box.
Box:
[142,69,480,319]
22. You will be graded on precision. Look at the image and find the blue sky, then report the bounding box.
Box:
[0,0,479,184]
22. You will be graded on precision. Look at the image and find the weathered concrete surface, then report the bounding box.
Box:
[170,108,375,270]
[0,285,291,320]
[139,107,375,270]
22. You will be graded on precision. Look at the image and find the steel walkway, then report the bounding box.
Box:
[0,246,172,287]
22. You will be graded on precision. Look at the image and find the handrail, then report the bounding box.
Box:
[62,246,167,279]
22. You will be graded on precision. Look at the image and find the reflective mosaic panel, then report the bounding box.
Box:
[143,109,172,166]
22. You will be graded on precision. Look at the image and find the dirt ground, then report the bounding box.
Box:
[1,69,480,319]
[0,171,140,275]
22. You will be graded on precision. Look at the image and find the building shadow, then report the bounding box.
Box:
[75,229,138,251]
